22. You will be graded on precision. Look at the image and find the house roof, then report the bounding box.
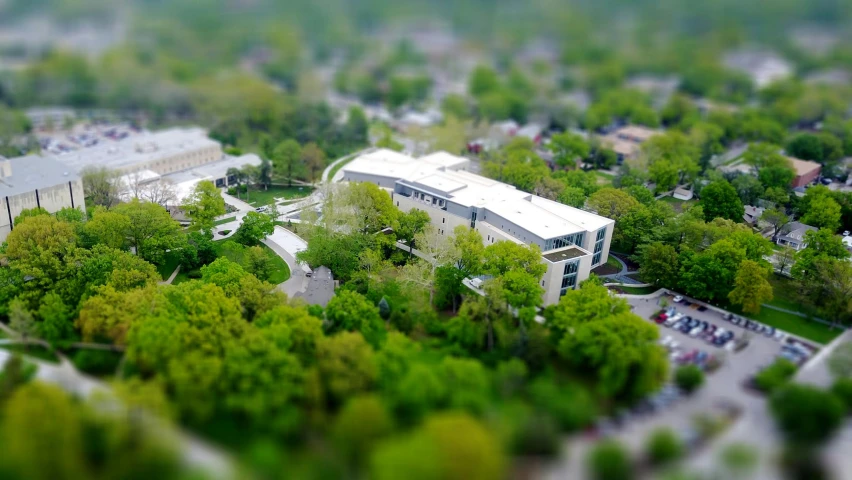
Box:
[743,205,765,222]
[780,222,817,242]
[786,156,822,177]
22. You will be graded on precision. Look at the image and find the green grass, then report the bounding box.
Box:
[156,256,181,280]
[766,275,806,313]
[0,344,60,363]
[606,254,621,270]
[213,216,236,226]
[594,171,614,186]
[328,154,357,181]
[618,285,660,295]
[744,307,841,345]
[214,240,290,284]
[243,185,314,207]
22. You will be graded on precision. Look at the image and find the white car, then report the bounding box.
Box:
[673,295,684,303]
[689,326,704,337]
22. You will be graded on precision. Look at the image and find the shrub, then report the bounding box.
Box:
[219,229,232,235]
[770,383,845,446]
[832,378,852,414]
[674,365,704,394]
[754,359,797,394]
[645,428,684,466]
[587,440,633,480]
[227,187,237,195]
[187,269,202,279]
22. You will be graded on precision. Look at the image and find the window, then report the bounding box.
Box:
[563,262,578,275]
[596,228,606,241]
[561,275,577,288]
[592,252,602,265]
[442,218,445,223]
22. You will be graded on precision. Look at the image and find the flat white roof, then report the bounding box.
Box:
[50,127,221,171]
[343,149,470,181]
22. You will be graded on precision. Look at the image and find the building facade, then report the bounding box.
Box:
[342,149,615,305]
[0,156,85,241]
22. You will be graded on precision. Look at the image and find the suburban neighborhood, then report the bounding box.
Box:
[0,1,851,479]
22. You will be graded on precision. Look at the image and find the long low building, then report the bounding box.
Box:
[0,155,85,241]
[52,127,223,175]
[119,153,262,207]
[341,149,615,305]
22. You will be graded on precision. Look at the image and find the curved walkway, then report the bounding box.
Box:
[321,147,375,183]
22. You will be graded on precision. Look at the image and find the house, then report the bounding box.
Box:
[842,235,852,252]
[776,222,818,250]
[516,124,544,145]
[723,49,792,88]
[0,155,85,241]
[673,186,694,201]
[601,125,662,164]
[342,150,615,306]
[787,156,822,188]
[743,205,765,225]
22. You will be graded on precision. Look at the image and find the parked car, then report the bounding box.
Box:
[673,295,684,303]
[689,326,704,337]
[764,326,776,337]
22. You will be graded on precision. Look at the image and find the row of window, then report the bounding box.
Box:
[563,261,578,276]
[412,191,445,208]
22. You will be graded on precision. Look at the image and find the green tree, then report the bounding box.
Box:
[674,365,705,394]
[36,292,74,344]
[637,242,680,288]
[679,240,746,302]
[397,209,431,257]
[317,331,377,406]
[182,180,226,232]
[84,209,130,250]
[587,187,640,220]
[243,245,274,281]
[80,166,121,209]
[728,260,773,314]
[646,428,684,466]
[325,290,385,347]
[112,200,184,265]
[8,298,38,344]
[801,195,842,232]
[828,342,852,379]
[755,358,798,393]
[452,225,484,278]
[483,241,547,279]
[760,208,791,239]
[273,139,303,187]
[586,440,633,480]
[333,395,395,467]
[469,66,500,97]
[770,383,845,445]
[441,94,469,120]
[301,142,326,183]
[235,211,275,246]
[549,131,590,169]
[371,413,505,480]
[699,180,744,222]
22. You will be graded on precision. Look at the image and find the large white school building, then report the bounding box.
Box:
[341,149,615,305]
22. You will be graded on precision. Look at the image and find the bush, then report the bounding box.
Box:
[220,229,231,235]
[71,349,122,376]
[227,187,237,195]
[674,365,704,394]
[586,440,633,480]
[513,412,560,457]
[187,269,202,279]
[832,378,852,414]
[770,383,845,446]
[645,428,684,466]
[754,358,797,394]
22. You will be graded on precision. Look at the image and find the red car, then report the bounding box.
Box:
[655,313,668,324]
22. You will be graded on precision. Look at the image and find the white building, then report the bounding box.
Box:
[0,155,85,241]
[52,127,223,175]
[119,153,262,207]
[341,149,615,305]
[723,50,792,88]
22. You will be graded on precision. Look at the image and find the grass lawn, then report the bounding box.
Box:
[658,196,696,213]
[214,240,290,284]
[605,254,621,270]
[766,275,806,313]
[213,216,236,226]
[0,344,60,363]
[617,285,660,295]
[328,154,357,181]
[745,307,841,345]
[156,256,181,280]
[243,185,313,207]
[595,171,614,186]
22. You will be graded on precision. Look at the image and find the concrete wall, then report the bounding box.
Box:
[540,253,593,305]
[393,193,469,236]
[343,171,400,190]
[792,168,821,189]
[480,210,547,250]
[0,178,84,241]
